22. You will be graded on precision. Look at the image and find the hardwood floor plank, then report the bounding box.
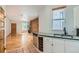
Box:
[6,33,40,53]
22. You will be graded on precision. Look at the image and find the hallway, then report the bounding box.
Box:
[6,33,40,53]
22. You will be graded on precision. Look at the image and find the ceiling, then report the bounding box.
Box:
[6,5,45,21]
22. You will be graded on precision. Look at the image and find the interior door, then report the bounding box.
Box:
[30,18,39,32]
[11,23,16,35]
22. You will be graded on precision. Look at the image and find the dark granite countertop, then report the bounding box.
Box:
[32,32,79,40]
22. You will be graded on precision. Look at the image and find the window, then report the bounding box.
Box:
[52,7,66,31]
[22,22,29,31]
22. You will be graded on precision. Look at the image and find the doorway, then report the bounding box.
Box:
[11,23,16,35]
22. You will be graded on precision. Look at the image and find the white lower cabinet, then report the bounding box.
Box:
[43,37,65,53]
[65,39,79,53]
[43,37,79,53]
[53,38,65,53]
[43,37,53,53]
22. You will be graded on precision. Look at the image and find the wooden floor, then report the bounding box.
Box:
[6,33,40,53]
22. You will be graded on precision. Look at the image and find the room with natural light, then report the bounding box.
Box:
[1,5,79,53]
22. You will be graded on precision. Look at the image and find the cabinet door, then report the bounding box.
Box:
[43,37,53,53]
[53,38,65,53]
[65,40,79,53]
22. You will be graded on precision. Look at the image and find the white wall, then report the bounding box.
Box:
[39,7,48,33]
[6,6,44,34]
[5,5,78,36]
[5,18,11,37]
[38,5,64,52]
[39,5,77,35]
[65,6,79,35]
[2,6,11,37]
[65,6,75,35]
[17,21,22,34]
[6,6,43,21]
[8,6,47,33]
[39,6,52,33]
[38,5,79,52]
[74,6,79,35]
[39,5,64,33]
[10,20,22,34]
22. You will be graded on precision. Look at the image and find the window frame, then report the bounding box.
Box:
[52,6,66,31]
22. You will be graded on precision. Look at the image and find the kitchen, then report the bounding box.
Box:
[0,5,79,53]
[30,5,79,53]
